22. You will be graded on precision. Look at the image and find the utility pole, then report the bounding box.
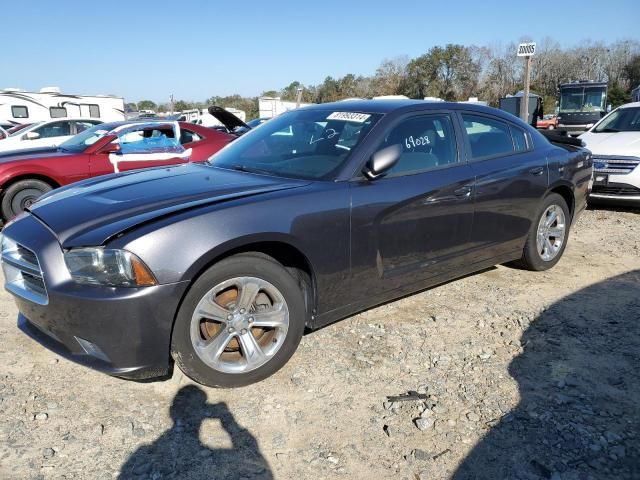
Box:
[170,94,174,115]
[295,87,303,109]
[517,42,536,124]
[521,55,531,123]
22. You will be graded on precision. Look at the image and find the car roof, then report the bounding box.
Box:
[618,101,640,109]
[304,99,524,123]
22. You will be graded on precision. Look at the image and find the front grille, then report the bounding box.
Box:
[593,156,640,174]
[592,185,640,196]
[1,236,48,305]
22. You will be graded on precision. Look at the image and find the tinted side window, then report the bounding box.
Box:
[180,129,202,144]
[462,114,514,159]
[378,114,458,176]
[511,126,529,152]
[75,121,99,133]
[34,121,72,138]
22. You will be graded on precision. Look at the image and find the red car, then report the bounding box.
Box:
[536,115,558,130]
[0,121,232,221]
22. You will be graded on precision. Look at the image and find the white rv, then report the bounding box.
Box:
[0,87,125,126]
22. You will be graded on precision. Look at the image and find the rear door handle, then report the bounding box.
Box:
[454,185,473,197]
[529,166,545,176]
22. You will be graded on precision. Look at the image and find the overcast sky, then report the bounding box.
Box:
[1,0,637,103]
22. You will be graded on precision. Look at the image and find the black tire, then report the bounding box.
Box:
[1,179,53,222]
[171,253,306,388]
[515,193,571,271]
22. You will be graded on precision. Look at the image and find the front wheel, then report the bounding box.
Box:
[1,179,53,222]
[515,193,570,271]
[171,254,305,388]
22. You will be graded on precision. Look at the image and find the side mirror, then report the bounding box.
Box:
[99,142,121,154]
[363,144,402,180]
[24,131,40,140]
[607,104,612,113]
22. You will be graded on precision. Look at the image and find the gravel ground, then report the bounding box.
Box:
[0,206,639,480]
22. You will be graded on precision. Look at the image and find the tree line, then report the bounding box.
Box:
[131,38,640,119]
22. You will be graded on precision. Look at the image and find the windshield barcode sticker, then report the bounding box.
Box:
[327,112,371,123]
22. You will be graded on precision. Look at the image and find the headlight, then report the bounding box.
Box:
[64,248,157,287]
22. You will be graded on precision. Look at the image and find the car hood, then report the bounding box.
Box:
[28,163,309,248]
[0,146,70,162]
[579,131,640,157]
[207,106,250,131]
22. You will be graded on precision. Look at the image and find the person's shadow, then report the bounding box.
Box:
[119,385,272,479]
[454,270,640,480]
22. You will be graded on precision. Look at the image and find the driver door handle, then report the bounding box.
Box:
[454,185,473,198]
[529,166,545,176]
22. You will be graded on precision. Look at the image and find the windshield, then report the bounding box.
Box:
[559,86,607,113]
[208,109,382,180]
[593,106,640,133]
[59,123,111,152]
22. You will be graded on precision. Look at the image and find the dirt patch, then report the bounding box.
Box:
[0,207,638,479]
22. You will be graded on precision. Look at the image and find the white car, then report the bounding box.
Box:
[580,102,640,205]
[0,118,102,153]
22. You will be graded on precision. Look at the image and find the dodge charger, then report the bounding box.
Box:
[1,100,592,387]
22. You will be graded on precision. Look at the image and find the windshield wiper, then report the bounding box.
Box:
[224,164,274,176]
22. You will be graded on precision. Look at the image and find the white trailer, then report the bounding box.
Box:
[0,87,125,125]
[258,97,313,119]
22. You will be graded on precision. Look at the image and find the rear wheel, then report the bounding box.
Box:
[1,179,53,222]
[171,254,305,387]
[515,193,570,271]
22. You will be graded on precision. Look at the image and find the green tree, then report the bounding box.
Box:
[315,76,341,103]
[607,84,630,108]
[624,55,640,90]
[280,81,302,101]
[136,100,157,111]
[125,102,137,113]
[371,57,408,96]
[401,44,480,100]
[173,100,193,112]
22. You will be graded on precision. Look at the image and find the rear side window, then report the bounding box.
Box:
[75,121,99,133]
[462,114,514,159]
[50,107,67,118]
[511,126,529,152]
[12,106,28,118]
[180,129,202,144]
[376,114,458,177]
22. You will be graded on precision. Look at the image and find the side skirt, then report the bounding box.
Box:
[312,249,522,330]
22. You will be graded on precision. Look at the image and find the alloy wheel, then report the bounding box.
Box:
[536,204,566,262]
[189,276,289,374]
